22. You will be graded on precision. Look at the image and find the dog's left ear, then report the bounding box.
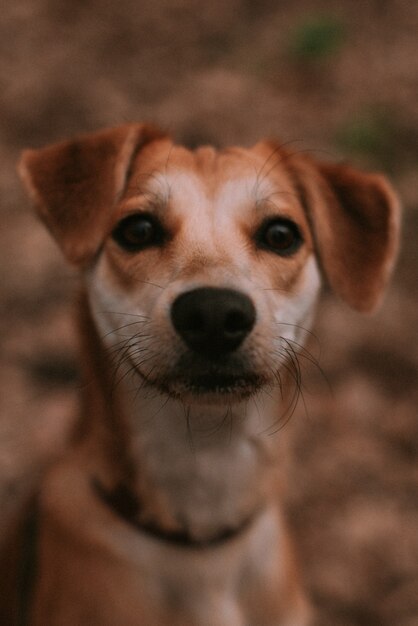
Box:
[19,124,165,265]
[290,156,401,312]
[316,161,401,312]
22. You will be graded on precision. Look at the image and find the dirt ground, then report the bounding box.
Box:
[0,1,417,624]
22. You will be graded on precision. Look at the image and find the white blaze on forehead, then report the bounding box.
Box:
[147,168,284,230]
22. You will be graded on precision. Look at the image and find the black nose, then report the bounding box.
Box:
[171,287,256,358]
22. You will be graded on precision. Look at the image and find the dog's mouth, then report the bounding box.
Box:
[168,372,264,400]
[131,356,265,403]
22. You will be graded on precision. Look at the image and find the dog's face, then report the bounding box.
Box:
[19,123,400,406]
[86,139,321,403]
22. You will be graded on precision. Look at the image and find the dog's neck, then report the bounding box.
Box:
[77,293,287,543]
[118,382,285,542]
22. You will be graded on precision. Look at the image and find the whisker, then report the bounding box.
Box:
[274,321,319,344]
[280,335,331,394]
[101,320,150,341]
[183,404,195,453]
[143,395,171,424]
[103,311,150,319]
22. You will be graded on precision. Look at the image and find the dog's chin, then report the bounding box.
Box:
[164,375,264,405]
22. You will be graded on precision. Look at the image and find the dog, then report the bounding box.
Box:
[14,123,399,625]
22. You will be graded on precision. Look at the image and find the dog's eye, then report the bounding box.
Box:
[111,214,163,252]
[257,218,303,256]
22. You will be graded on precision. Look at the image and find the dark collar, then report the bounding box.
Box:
[93,477,255,549]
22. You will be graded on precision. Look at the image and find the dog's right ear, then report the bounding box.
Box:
[19,124,165,266]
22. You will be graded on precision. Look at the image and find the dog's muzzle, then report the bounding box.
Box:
[167,287,259,399]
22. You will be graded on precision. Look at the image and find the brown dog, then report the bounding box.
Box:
[15,123,400,625]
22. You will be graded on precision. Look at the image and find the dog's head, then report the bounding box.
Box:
[19,123,400,404]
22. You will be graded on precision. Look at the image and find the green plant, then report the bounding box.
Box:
[335,110,394,166]
[288,15,345,61]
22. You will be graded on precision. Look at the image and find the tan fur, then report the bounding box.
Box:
[15,124,400,626]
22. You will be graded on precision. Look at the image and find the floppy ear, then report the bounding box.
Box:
[288,156,401,312]
[18,123,164,265]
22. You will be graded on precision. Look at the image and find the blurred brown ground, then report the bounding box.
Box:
[0,1,417,624]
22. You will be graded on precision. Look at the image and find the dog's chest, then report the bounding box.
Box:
[36,464,295,626]
[124,506,284,626]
